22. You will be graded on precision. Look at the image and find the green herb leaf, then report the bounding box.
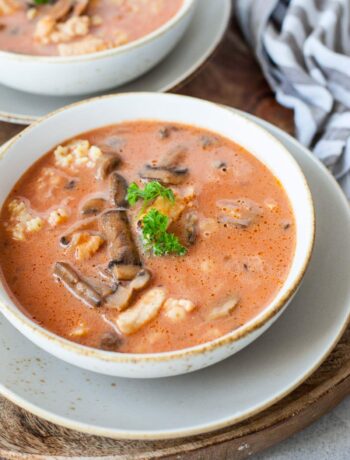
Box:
[126,182,142,206]
[141,209,187,256]
[126,181,175,209]
[153,232,187,256]
[33,0,50,4]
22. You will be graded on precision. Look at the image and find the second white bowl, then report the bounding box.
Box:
[0,0,196,96]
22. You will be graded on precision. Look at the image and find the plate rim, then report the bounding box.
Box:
[0,108,349,440]
[0,0,232,125]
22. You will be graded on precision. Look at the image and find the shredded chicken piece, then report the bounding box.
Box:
[209,296,239,320]
[0,0,19,16]
[35,15,90,45]
[7,199,44,241]
[58,35,110,56]
[70,231,104,260]
[50,16,90,43]
[164,298,195,321]
[140,194,186,225]
[32,0,125,55]
[54,139,102,169]
[27,7,37,20]
[48,208,69,227]
[116,287,166,335]
[69,320,89,337]
[264,198,278,210]
[58,30,128,56]
[34,16,56,43]
[113,29,128,46]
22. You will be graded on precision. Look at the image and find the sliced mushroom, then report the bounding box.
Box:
[218,214,253,228]
[64,179,77,190]
[200,135,219,150]
[80,197,106,216]
[158,127,171,139]
[105,269,151,311]
[139,165,188,185]
[116,287,166,335]
[281,220,292,230]
[48,0,74,21]
[185,211,198,245]
[72,0,89,16]
[109,172,128,207]
[53,261,102,308]
[111,263,141,281]
[129,269,151,290]
[97,265,115,284]
[105,285,131,311]
[216,198,262,228]
[60,236,70,247]
[212,160,227,171]
[99,331,123,351]
[95,153,122,180]
[157,145,187,168]
[158,126,179,140]
[104,136,124,149]
[100,210,141,280]
[45,0,89,21]
[59,216,97,247]
[98,281,118,298]
[208,296,239,320]
[139,144,189,185]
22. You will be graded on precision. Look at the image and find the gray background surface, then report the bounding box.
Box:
[256,396,350,459]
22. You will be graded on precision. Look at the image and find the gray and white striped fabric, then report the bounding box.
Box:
[236,0,350,196]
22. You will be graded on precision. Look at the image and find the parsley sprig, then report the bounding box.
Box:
[33,0,51,5]
[127,181,175,210]
[141,209,187,256]
[126,181,186,256]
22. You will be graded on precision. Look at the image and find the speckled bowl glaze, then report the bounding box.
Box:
[0,0,196,96]
[0,93,315,378]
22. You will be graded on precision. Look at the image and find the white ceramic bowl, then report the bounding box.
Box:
[0,93,315,378]
[0,0,196,96]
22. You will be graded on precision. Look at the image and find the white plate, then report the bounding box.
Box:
[0,110,349,440]
[0,0,231,125]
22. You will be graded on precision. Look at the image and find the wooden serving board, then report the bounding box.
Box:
[1,14,350,460]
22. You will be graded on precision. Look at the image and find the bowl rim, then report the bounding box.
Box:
[0,92,316,364]
[0,0,196,63]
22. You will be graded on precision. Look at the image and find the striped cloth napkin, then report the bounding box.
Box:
[235,0,350,196]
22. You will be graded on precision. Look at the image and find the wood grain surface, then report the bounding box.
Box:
[1,13,349,460]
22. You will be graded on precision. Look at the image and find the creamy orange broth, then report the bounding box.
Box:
[0,122,295,353]
[0,0,183,56]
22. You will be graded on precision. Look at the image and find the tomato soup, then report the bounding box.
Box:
[0,0,183,56]
[0,122,296,353]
